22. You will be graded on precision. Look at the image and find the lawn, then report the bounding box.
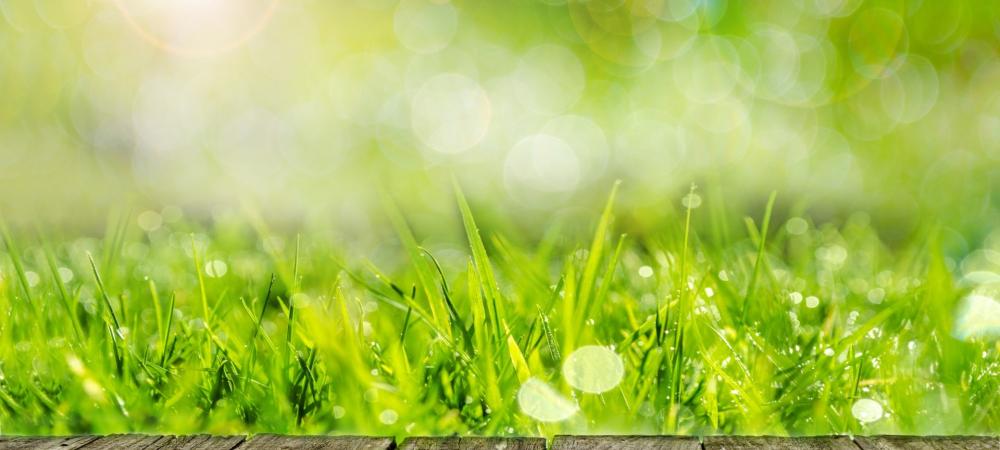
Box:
[1,184,997,437]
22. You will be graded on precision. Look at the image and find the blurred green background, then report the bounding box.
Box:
[1,0,999,240]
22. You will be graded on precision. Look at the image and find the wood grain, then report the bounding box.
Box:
[0,436,98,450]
[78,434,165,449]
[855,435,1000,450]
[151,435,245,449]
[238,435,394,450]
[703,436,860,450]
[551,435,700,450]
[399,436,546,450]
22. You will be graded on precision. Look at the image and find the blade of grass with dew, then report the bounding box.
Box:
[741,191,777,325]
[454,180,504,348]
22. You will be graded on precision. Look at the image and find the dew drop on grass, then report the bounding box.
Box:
[805,296,819,308]
[638,265,654,278]
[562,345,625,393]
[851,398,884,423]
[516,377,578,422]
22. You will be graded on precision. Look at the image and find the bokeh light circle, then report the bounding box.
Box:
[411,73,491,154]
[562,345,625,393]
[504,134,582,194]
[514,44,586,114]
[517,377,578,422]
[673,36,744,103]
[848,8,909,80]
[112,0,278,57]
[393,0,458,54]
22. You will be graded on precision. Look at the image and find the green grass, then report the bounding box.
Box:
[0,185,998,437]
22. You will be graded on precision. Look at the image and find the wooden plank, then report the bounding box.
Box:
[552,435,700,449]
[0,436,98,450]
[400,436,546,450]
[150,435,245,449]
[704,436,859,450]
[855,436,1000,450]
[79,434,165,448]
[238,435,394,450]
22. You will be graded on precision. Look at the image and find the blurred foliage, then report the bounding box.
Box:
[1,0,999,240]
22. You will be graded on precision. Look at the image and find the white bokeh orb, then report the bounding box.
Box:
[851,398,884,424]
[504,134,581,194]
[514,44,585,114]
[411,73,491,154]
[517,377,578,422]
[561,345,625,394]
[393,0,458,54]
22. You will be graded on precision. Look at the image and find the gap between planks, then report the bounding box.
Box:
[0,435,998,450]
